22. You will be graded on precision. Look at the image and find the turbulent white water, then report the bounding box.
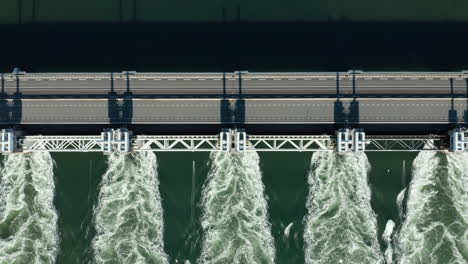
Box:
[395,151,468,264]
[0,152,59,264]
[92,152,169,264]
[382,220,395,264]
[199,151,275,264]
[304,152,384,264]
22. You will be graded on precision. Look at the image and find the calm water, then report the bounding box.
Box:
[1,0,468,23]
[5,150,465,264]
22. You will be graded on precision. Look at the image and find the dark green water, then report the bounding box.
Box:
[1,0,468,24]
[49,152,413,263]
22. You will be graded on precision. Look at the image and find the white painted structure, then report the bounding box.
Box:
[336,128,369,152]
[0,128,449,153]
[0,129,16,153]
[449,128,468,152]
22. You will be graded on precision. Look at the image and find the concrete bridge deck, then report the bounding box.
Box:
[0,98,467,125]
[1,71,467,97]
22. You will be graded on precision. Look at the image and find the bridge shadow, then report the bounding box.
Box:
[220,71,245,126]
[333,72,360,125]
[107,72,134,125]
[334,72,346,124]
[236,72,245,125]
[122,73,133,123]
[0,74,7,123]
[448,78,458,126]
[108,73,120,124]
[10,93,22,124]
[220,72,232,124]
[349,72,360,124]
[9,74,22,124]
[464,79,468,125]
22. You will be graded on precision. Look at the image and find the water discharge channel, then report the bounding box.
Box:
[0,150,466,263]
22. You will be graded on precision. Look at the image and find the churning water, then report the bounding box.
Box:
[0,152,59,264]
[304,152,384,264]
[92,152,168,264]
[394,151,468,264]
[0,150,467,264]
[198,151,275,264]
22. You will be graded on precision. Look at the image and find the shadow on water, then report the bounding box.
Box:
[1,22,468,72]
[53,153,106,264]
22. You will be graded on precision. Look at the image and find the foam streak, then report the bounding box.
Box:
[93,152,168,264]
[395,151,468,264]
[304,152,383,264]
[199,151,275,264]
[0,152,59,264]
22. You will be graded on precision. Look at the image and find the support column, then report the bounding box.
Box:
[99,130,114,154]
[0,129,16,153]
[235,129,247,152]
[99,128,132,154]
[115,128,132,153]
[336,128,368,152]
[220,129,230,152]
[449,128,468,152]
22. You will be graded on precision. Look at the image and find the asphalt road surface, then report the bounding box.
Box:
[1,98,466,124]
[1,72,467,97]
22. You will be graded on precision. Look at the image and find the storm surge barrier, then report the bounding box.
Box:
[2,128,466,154]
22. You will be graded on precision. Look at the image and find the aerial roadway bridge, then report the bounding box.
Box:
[1,70,468,154]
[0,70,467,126]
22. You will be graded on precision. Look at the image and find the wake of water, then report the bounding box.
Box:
[92,152,168,264]
[395,151,468,264]
[304,152,384,264]
[199,151,275,264]
[0,152,59,264]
